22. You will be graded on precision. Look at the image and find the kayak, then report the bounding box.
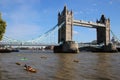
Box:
[24,66,37,73]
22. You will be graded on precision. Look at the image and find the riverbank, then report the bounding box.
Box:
[0,48,19,53]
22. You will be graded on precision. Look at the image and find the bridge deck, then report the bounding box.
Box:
[73,20,105,28]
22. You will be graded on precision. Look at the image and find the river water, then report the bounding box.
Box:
[0,50,120,80]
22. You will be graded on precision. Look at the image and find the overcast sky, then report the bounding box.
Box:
[0,0,120,43]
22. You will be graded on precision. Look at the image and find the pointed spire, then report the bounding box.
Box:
[64,5,67,9]
[58,11,61,16]
[101,14,106,20]
[100,14,106,23]
[71,10,73,14]
[108,18,110,21]
[63,5,67,12]
[96,19,99,23]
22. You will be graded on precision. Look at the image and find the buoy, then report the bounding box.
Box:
[20,57,28,61]
[16,62,21,65]
[40,56,47,59]
[73,60,79,63]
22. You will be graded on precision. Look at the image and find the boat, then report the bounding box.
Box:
[12,49,19,52]
[0,49,12,53]
[73,60,79,63]
[24,65,37,73]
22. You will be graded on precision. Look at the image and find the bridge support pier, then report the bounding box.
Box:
[96,15,117,52]
[54,41,79,53]
[101,43,117,52]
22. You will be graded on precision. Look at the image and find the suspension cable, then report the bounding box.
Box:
[110,30,120,42]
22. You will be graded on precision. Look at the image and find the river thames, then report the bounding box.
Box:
[0,50,120,80]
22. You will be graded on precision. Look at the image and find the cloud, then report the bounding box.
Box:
[5,24,41,40]
[74,8,98,17]
[73,30,79,35]
[0,0,44,41]
[93,3,97,6]
[74,11,79,15]
[0,0,41,7]
[75,11,84,14]
[109,0,113,5]
[79,11,84,14]
[1,0,56,42]
[88,28,96,31]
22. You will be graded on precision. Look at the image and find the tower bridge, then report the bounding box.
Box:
[54,6,117,53]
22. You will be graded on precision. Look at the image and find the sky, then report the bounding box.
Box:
[0,0,120,43]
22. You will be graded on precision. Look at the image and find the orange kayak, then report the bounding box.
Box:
[24,67,37,73]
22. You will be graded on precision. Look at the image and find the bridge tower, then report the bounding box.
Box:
[58,5,73,43]
[54,6,79,53]
[97,14,110,46]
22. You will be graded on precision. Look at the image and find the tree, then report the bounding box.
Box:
[0,13,6,40]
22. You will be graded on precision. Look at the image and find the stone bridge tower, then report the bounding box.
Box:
[97,14,110,46]
[58,5,73,43]
[54,6,79,53]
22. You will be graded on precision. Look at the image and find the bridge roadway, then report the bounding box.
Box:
[1,42,120,50]
[73,20,105,28]
[0,42,100,47]
[0,42,58,46]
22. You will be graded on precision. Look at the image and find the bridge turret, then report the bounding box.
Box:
[100,14,106,24]
[63,5,67,14]
[58,12,61,17]
[58,6,73,43]
[97,14,110,46]
[55,6,79,53]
